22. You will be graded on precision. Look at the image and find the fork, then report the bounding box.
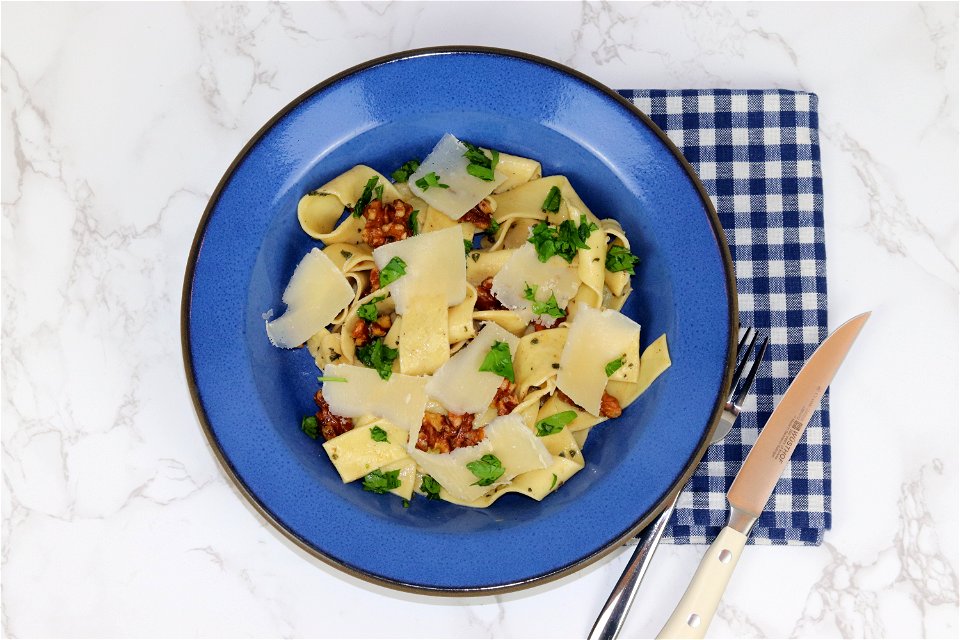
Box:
[588,327,768,640]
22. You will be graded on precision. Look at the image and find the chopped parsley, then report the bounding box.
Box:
[370,426,389,443]
[301,415,319,439]
[605,356,625,377]
[340,250,353,260]
[549,473,558,490]
[485,218,501,238]
[420,475,442,500]
[522,282,565,318]
[378,256,407,286]
[462,141,500,182]
[527,215,598,263]
[408,209,420,235]
[362,469,401,494]
[352,176,380,218]
[415,171,449,191]
[478,340,515,383]
[464,239,474,255]
[605,245,640,275]
[317,376,348,383]
[541,186,562,213]
[535,410,577,436]
[466,454,505,486]
[391,159,421,183]
[356,338,399,380]
[402,499,410,508]
[356,294,387,322]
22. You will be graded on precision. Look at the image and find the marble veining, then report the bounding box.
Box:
[2,1,957,638]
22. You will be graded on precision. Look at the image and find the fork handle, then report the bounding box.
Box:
[587,491,680,640]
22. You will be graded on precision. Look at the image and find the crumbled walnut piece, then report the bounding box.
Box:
[460,199,494,230]
[475,277,505,311]
[314,390,354,440]
[352,315,392,346]
[416,411,484,453]
[556,389,622,419]
[599,392,622,419]
[367,266,380,293]
[361,199,414,248]
[493,379,519,416]
[532,313,566,332]
[352,319,370,347]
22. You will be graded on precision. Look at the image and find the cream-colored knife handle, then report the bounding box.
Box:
[656,527,747,639]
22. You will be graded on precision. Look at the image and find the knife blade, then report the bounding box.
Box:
[657,312,870,639]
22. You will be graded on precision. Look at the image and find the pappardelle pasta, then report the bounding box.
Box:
[265,133,671,508]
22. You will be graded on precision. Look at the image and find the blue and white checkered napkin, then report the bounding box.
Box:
[619,90,828,545]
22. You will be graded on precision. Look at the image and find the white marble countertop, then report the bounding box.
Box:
[2,2,957,638]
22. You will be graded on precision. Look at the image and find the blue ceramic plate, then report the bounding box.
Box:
[183,47,736,594]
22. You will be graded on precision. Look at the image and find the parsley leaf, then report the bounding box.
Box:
[485,217,501,238]
[415,172,449,191]
[378,256,407,286]
[478,341,515,383]
[420,475,442,500]
[352,176,379,218]
[535,410,577,436]
[549,473,558,490]
[402,499,410,508]
[464,239,473,255]
[462,141,500,182]
[301,415,319,439]
[391,159,421,182]
[606,245,640,274]
[340,250,353,260]
[356,338,399,380]
[357,294,387,322]
[317,376,348,383]
[362,469,401,494]
[370,426,389,442]
[605,356,625,377]
[541,186,562,213]
[408,209,420,235]
[527,215,598,263]
[466,454,505,486]
[522,282,564,318]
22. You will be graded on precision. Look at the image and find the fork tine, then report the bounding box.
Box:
[733,335,769,407]
[728,328,758,402]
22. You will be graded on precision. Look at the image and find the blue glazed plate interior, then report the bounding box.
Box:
[185,50,734,593]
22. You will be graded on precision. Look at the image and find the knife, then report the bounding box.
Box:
[657,312,870,639]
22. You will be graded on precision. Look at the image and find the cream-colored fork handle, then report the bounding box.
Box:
[656,527,747,639]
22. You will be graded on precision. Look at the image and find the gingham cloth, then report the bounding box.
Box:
[619,90,828,545]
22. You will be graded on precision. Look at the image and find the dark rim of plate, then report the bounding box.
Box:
[180,46,739,597]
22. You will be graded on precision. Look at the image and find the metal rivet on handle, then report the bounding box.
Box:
[719,549,733,563]
[687,614,701,628]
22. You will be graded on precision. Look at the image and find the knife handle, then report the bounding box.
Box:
[656,526,747,639]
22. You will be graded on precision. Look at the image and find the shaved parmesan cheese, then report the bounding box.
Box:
[409,414,550,503]
[490,243,580,323]
[425,323,521,414]
[409,441,493,504]
[320,364,428,433]
[265,248,355,348]
[408,134,507,219]
[372,226,466,315]
[556,303,642,416]
[484,413,553,471]
[322,421,410,483]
